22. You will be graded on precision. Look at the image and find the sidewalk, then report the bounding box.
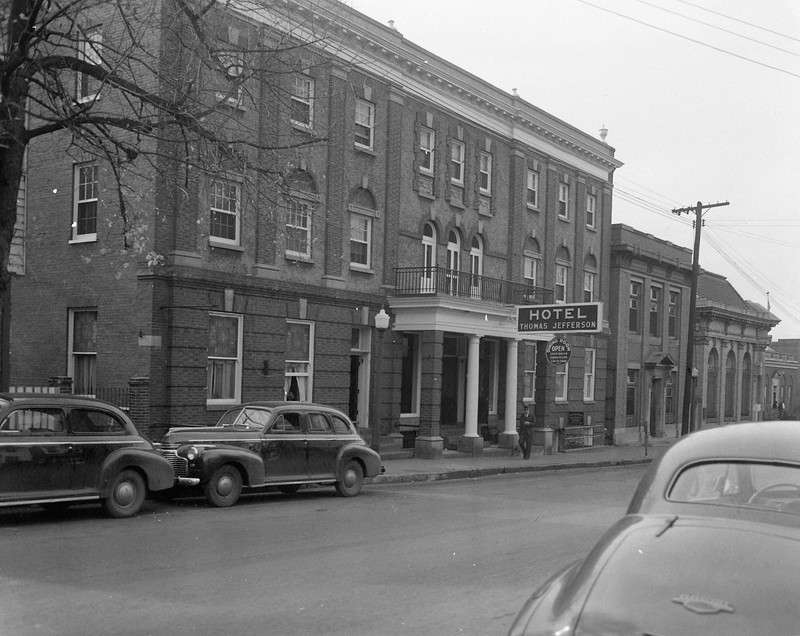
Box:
[366,439,673,485]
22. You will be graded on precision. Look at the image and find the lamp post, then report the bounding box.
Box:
[371,308,390,453]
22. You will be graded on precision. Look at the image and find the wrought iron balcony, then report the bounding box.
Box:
[393,267,553,306]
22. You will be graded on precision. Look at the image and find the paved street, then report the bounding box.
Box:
[0,465,647,636]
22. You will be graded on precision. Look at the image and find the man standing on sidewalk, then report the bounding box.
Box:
[518,403,536,459]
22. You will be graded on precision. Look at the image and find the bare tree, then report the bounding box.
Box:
[0,0,346,388]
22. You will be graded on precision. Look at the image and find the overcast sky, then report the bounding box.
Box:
[348,0,800,339]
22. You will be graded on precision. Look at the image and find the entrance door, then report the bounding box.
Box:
[441,335,465,426]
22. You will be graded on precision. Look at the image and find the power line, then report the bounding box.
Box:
[673,0,800,44]
[575,0,800,80]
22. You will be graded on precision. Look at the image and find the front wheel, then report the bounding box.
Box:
[335,460,364,497]
[102,469,146,518]
[204,464,243,507]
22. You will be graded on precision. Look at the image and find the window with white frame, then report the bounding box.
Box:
[354,99,375,150]
[558,183,570,218]
[349,213,372,268]
[450,140,465,185]
[285,320,313,401]
[69,309,97,395]
[400,333,420,415]
[523,255,539,288]
[523,342,537,401]
[586,193,597,228]
[420,127,435,174]
[650,285,662,337]
[285,196,311,259]
[584,254,597,302]
[207,312,242,405]
[629,280,641,333]
[421,222,437,292]
[584,348,596,401]
[526,169,539,208]
[669,290,680,338]
[290,75,314,129]
[469,235,483,298]
[73,163,98,241]
[555,263,568,303]
[479,152,492,195]
[210,178,240,245]
[77,28,102,101]
[555,361,569,402]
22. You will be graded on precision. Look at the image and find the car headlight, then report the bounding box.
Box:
[178,445,200,461]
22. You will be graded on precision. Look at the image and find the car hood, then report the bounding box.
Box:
[571,515,800,635]
[162,426,265,445]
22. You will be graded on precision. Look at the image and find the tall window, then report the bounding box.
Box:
[725,350,736,418]
[354,99,375,150]
[523,256,539,288]
[586,193,597,228]
[555,264,568,303]
[479,152,492,195]
[583,254,597,302]
[69,309,97,395]
[522,343,537,401]
[668,290,680,338]
[555,362,569,402]
[583,348,596,401]
[349,214,372,268]
[207,313,242,405]
[290,75,314,129]
[77,29,102,101]
[741,353,752,417]
[216,51,245,105]
[626,369,639,422]
[286,197,311,258]
[629,281,641,333]
[73,163,98,241]
[210,179,240,245]
[707,349,719,419]
[420,127,435,174]
[450,140,465,185]
[285,320,313,401]
[421,222,437,292]
[400,334,420,415]
[446,230,460,295]
[649,286,662,337]
[469,235,483,298]
[558,183,569,218]
[526,170,539,208]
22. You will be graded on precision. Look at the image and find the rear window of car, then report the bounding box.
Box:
[69,409,127,435]
[330,414,353,435]
[669,461,800,515]
[0,408,66,434]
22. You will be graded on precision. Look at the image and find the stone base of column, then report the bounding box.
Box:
[414,436,444,459]
[457,435,483,457]
[533,427,554,455]
[497,431,518,449]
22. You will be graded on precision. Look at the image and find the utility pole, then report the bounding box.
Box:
[671,200,729,435]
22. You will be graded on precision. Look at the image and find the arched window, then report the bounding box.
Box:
[348,188,377,270]
[421,222,437,293]
[725,350,736,418]
[707,348,719,419]
[446,230,461,295]
[741,352,751,417]
[583,254,598,302]
[555,246,571,303]
[469,235,484,298]
[523,238,541,289]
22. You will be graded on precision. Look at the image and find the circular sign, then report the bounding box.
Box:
[545,337,572,366]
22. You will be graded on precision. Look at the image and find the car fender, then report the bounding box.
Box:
[196,446,266,486]
[336,444,383,478]
[100,447,175,495]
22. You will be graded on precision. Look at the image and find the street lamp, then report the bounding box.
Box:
[371,308,390,453]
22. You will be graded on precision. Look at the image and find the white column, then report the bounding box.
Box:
[504,339,519,435]
[464,334,481,437]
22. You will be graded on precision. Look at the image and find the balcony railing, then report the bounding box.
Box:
[393,267,553,305]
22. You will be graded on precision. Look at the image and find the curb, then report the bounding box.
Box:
[365,456,654,485]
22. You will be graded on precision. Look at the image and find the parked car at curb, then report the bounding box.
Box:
[0,393,176,518]
[509,421,800,636]
[158,401,384,507]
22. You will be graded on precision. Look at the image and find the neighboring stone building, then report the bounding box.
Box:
[607,225,693,444]
[10,0,621,454]
[761,339,800,417]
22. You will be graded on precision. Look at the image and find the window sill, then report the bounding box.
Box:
[586,225,598,232]
[291,122,314,135]
[215,95,247,112]
[209,239,243,252]
[355,145,376,156]
[285,253,313,265]
[69,235,97,245]
[349,264,375,275]
[526,204,540,212]
[558,215,571,223]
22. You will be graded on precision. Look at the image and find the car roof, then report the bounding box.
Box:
[628,421,800,515]
[0,393,125,410]
[235,401,346,412]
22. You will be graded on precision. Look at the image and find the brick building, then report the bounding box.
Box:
[764,339,800,417]
[10,0,621,455]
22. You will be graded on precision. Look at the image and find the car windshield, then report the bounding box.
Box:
[669,461,800,515]
[216,407,272,429]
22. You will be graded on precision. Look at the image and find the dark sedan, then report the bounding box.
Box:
[159,401,383,507]
[0,393,175,518]
[509,421,800,635]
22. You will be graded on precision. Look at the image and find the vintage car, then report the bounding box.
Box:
[0,393,176,518]
[509,420,800,635]
[159,401,384,507]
